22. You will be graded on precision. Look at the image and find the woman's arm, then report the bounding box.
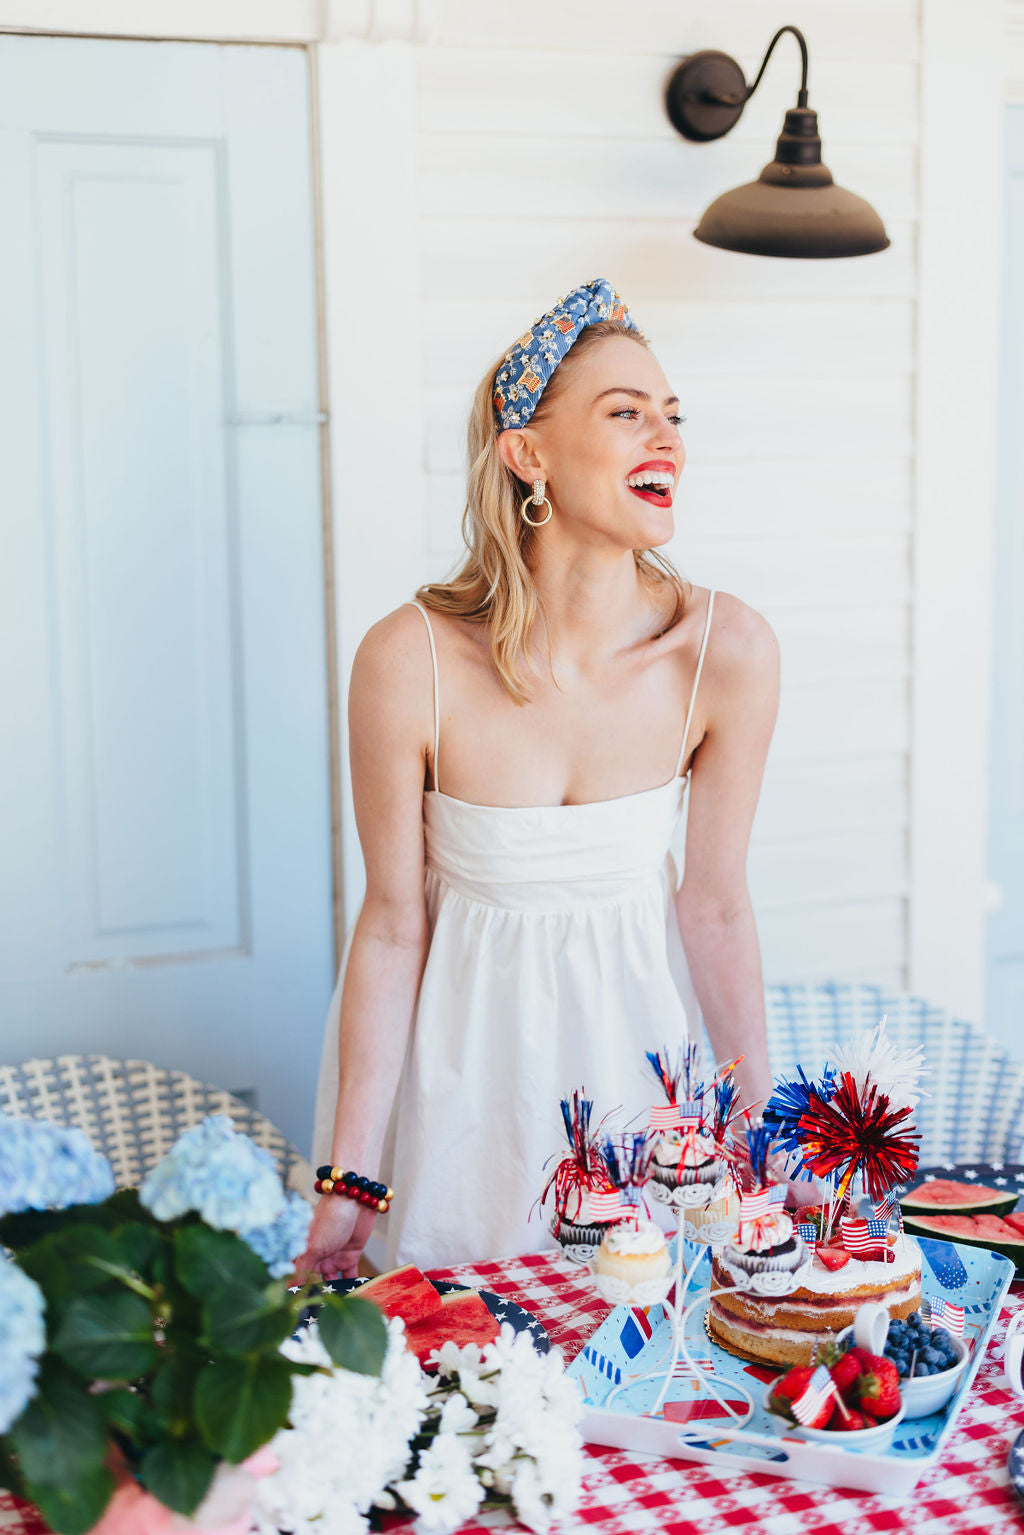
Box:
[674,594,780,1115]
[298,608,435,1279]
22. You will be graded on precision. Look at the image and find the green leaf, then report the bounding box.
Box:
[150,1353,203,1434]
[201,1283,295,1357]
[174,1225,268,1299]
[194,1356,293,1462]
[117,1221,163,1275]
[138,1438,217,1517]
[97,1386,147,1440]
[316,1292,388,1376]
[54,1290,158,1379]
[30,1464,114,1535]
[7,1360,108,1491]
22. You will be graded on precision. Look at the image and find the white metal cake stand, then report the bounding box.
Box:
[585,1180,812,1428]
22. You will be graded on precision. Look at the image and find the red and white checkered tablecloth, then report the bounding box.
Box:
[3,1250,1023,1535]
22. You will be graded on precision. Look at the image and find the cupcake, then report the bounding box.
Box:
[649,1128,724,1191]
[552,1179,627,1250]
[542,1090,625,1254]
[594,1218,672,1286]
[718,1123,808,1284]
[719,1203,807,1280]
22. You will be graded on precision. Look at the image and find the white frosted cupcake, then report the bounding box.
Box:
[650,1130,724,1190]
[594,1219,672,1285]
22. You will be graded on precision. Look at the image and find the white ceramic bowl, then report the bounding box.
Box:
[763,1385,905,1452]
[835,1324,969,1419]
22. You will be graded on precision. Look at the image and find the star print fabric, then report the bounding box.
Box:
[491,276,639,430]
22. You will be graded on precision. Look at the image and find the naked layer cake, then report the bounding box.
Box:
[708,1231,923,1367]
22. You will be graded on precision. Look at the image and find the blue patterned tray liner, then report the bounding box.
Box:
[568,1237,1012,1470]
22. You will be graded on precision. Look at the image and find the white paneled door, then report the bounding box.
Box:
[987,105,1024,1047]
[0,37,333,1149]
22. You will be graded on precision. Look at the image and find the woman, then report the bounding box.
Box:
[302,278,780,1280]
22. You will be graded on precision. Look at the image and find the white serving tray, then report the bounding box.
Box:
[568,1236,1013,1496]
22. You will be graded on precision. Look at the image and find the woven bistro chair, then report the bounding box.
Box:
[764,982,1024,1166]
[0,1053,314,1200]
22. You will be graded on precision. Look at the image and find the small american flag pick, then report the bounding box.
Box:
[739,1189,773,1221]
[586,1190,626,1222]
[797,1221,818,1253]
[678,1097,702,1129]
[840,1215,892,1259]
[648,1103,684,1131]
[791,1364,837,1426]
[768,1184,788,1206]
[926,1293,965,1336]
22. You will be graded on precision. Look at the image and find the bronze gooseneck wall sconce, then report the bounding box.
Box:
[665,26,890,259]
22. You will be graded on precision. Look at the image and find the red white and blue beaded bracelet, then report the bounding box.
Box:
[315,1165,394,1214]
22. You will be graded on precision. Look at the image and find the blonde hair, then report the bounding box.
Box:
[415,321,690,702]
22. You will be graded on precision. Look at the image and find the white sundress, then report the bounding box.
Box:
[313,590,717,1270]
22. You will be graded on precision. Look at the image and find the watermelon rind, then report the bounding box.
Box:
[900,1178,1018,1217]
[902,1211,1024,1267]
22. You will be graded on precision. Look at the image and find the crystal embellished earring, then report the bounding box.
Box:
[521,478,553,528]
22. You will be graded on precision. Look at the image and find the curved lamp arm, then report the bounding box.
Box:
[665,27,810,142]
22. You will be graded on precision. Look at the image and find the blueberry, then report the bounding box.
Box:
[922,1347,943,1366]
[914,1361,933,1376]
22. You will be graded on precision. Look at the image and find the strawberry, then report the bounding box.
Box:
[828,1403,871,1431]
[768,1365,833,1428]
[816,1246,851,1272]
[814,1340,862,1401]
[854,1352,901,1419]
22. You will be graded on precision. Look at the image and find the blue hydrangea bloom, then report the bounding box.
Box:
[139,1115,285,1233]
[0,1114,115,1215]
[242,1190,313,1277]
[0,1260,46,1433]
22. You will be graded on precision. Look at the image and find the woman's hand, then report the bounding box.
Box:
[295,1197,378,1282]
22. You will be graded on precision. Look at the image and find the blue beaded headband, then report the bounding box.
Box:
[492,276,640,431]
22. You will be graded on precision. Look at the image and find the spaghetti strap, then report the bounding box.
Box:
[408,601,441,793]
[673,588,716,777]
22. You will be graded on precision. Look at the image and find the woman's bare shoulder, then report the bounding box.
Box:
[350,604,437,731]
[703,589,779,699]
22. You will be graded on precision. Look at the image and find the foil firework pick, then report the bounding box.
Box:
[709,1058,744,1149]
[645,1043,705,1132]
[598,1132,654,1222]
[831,1015,927,1113]
[763,1064,837,1170]
[796,1070,920,1204]
[540,1089,612,1225]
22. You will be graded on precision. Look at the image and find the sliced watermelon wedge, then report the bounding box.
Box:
[902,1210,1024,1265]
[901,1178,1017,1217]
[1005,1212,1024,1239]
[358,1264,443,1326]
[404,1288,500,1367]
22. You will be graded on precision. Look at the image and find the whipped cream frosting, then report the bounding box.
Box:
[716,1233,922,1294]
[601,1220,668,1256]
[736,1209,794,1253]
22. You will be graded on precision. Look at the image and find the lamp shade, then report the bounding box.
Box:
[694,176,891,259]
[693,107,890,259]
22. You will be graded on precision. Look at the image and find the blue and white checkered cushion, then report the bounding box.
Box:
[766,982,1024,1166]
[0,1053,313,1200]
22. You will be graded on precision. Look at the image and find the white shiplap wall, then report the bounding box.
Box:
[415,0,918,986]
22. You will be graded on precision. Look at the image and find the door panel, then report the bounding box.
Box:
[0,38,332,1150]
[987,105,1024,1043]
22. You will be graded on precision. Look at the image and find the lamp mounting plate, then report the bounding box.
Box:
[665,51,748,143]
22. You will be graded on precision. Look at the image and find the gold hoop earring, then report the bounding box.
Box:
[521,478,553,528]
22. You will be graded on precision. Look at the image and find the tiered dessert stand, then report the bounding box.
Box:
[569,1178,812,1427]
